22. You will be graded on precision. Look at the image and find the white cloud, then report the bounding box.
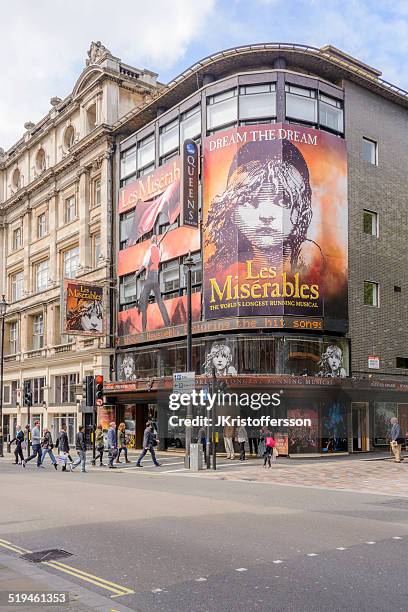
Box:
[0,0,216,150]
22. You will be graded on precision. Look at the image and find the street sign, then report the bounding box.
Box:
[368,356,380,369]
[95,398,103,406]
[173,372,195,393]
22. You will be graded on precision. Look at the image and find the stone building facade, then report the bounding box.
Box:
[0,42,159,444]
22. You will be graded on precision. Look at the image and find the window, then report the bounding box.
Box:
[159,119,179,158]
[138,163,155,177]
[64,125,75,149]
[12,168,21,189]
[11,271,24,302]
[180,105,201,142]
[3,385,10,404]
[32,314,44,349]
[207,88,238,131]
[86,103,97,133]
[25,377,45,405]
[120,209,135,250]
[63,246,79,278]
[120,146,137,179]
[319,94,343,133]
[35,148,46,173]
[239,83,276,121]
[363,210,378,236]
[64,196,76,223]
[362,138,377,165]
[161,258,180,296]
[51,413,76,446]
[364,281,379,307]
[119,273,138,308]
[181,251,202,289]
[35,260,49,292]
[93,234,101,266]
[55,373,79,404]
[396,357,408,369]
[137,134,155,170]
[37,213,47,238]
[12,227,22,250]
[160,150,179,166]
[285,84,317,124]
[9,321,18,354]
[93,178,101,207]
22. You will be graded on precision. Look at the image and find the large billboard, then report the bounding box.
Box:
[203,124,348,328]
[62,280,106,336]
[118,157,200,342]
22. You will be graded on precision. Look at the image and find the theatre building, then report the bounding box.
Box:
[106,43,408,455]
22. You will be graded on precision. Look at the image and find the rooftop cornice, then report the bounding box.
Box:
[113,42,408,137]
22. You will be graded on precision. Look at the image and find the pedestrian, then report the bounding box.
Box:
[107,422,118,469]
[10,426,25,464]
[22,420,42,468]
[223,424,235,459]
[248,430,259,456]
[55,424,72,472]
[116,422,130,464]
[236,425,248,461]
[263,433,276,468]
[197,426,207,462]
[70,425,87,473]
[389,417,404,463]
[40,428,58,470]
[258,426,269,458]
[94,424,105,466]
[136,422,161,467]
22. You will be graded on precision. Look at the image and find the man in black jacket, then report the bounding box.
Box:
[136,422,161,467]
[70,425,87,473]
[10,426,25,464]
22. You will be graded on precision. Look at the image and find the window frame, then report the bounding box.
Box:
[37,212,47,239]
[362,137,378,166]
[10,271,24,302]
[64,195,77,224]
[62,246,79,279]
[32,314,44,350]
[12,226,22,251]
[363,209,378,237]
[363,280,379,307]
[9,321,19,354]
[34,259,49,293]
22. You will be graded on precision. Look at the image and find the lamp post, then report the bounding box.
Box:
[0,295,9,458]
[184,252,195,466]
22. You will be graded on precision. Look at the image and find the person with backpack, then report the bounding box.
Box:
[55,423,72,472]
[94,424,105,466]
[40,428,58,470]
[70,425,87,473]
[10,426,25,464]
[263,432,277,468]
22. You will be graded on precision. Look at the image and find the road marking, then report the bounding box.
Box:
[195,577,207,582]
[0,537,133,598]
[235,567,248,572]
[44,560,134,597]
[152,588,163,593]
[0,539,30,554]
[336,547,347,550]
[273,560,283,564]
[366,541,376,545]
[307,553,318,557]
[392,536,402,540]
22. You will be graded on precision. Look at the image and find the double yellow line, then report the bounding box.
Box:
[0,538,134,598]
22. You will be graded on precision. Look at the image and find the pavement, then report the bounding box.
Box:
[1,452,408,611]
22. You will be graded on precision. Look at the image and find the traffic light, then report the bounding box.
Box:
[94,375,104,404]
[82,376,94,407]
[23,381,32,407]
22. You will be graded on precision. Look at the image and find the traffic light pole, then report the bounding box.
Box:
[92,406,96,465]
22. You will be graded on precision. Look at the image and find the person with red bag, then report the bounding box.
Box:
[263,433,276,468]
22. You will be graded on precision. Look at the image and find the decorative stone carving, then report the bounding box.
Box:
[86,41,111,66]
[24,121,35,131]
[50,96,62,107]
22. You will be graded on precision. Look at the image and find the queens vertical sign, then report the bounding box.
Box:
[181,139,199,227]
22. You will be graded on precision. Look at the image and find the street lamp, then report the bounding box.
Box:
[184,252,195,466]
[0,295,9,458]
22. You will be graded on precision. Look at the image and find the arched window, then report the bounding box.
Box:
[36,148,46,173]
[12,168,21,189]
[64,125,75,149]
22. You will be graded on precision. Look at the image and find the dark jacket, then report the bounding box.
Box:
[390,422,402,442]
[75,431,86,452]
[56,430,70,453]
[95,429,104,449]
[143,427,157,448]
[107,427,117,449]
[41,431,54,449]
[11,430,24,445]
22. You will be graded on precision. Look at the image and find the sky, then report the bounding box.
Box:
[1,0,407,150]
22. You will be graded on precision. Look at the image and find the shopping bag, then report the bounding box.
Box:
[272,447,279,458]
[266,436,275,448]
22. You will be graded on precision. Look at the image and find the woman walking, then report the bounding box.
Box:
[236,425,248,461]
[116,423,130,464]
[94,424,105,466]
[263,433,277,468]
[41,428,58,470]
[55,424,72,472]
